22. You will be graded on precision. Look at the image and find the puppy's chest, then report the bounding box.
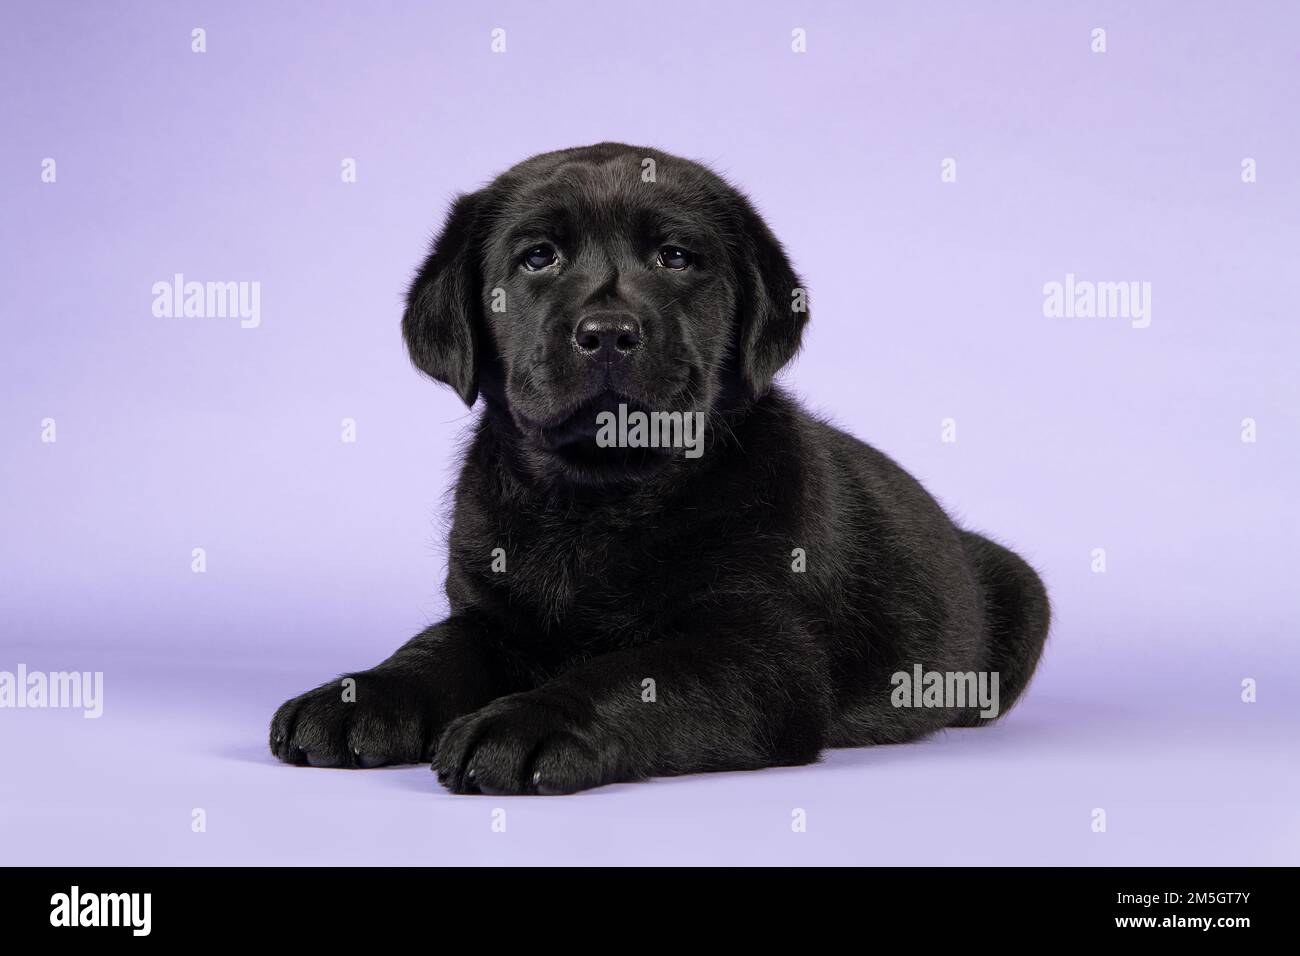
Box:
[478,509,708,630]
[513,521,649,609]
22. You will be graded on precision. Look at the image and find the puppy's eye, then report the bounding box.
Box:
[522,245,558,271]
[657,246,692,270]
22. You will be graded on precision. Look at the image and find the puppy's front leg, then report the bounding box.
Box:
[270,613,512,768]
[434,628,831,794]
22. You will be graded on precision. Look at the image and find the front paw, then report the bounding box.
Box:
[432,692,615,795]
[269,671,434,769]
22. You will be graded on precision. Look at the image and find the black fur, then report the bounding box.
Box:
[270,143,1050,794]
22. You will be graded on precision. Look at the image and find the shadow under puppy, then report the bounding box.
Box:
[270,143,1050,794]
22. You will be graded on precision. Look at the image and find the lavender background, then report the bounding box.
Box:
[2,1,1297,866]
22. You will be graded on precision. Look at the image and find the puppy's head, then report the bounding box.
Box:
[403,143,807,483]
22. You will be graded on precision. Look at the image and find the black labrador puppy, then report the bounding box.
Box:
[270,143,1050,794]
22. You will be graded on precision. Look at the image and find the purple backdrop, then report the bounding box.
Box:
[2,1,1297,865]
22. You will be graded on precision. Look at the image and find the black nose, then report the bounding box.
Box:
[573,313,642,361]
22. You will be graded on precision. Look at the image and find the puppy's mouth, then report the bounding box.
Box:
[519,389,672,482]
[537,391,654,451]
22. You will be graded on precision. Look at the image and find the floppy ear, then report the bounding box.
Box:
[731,193,809,399]
[402,192,487,406]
